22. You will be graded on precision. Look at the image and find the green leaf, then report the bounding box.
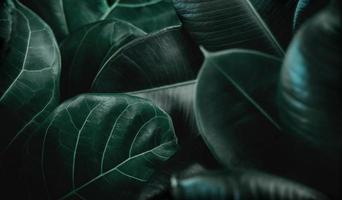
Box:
[171,170,328,200]
[194,49,341,198]
[173,0,295,55]
[91,26,203,93]
[195,49,282,168]
[19,0,109,41]
[279,1,342,151]
[0,0,60,153]
[60,19,146,99]
[103,0,181,33]
[24,94,178,199]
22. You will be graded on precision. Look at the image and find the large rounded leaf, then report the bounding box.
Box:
[19,0,109,41]
[60,19,146,99]
[173,0,292,55]
[171,170,328,200]
[91,26,203,93]
[0,0,60,153]
[278,2,342,150]
[104,0,181,33]
[24,94,178,199]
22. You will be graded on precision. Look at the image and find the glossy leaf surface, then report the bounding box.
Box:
[91,26,203,93]
[279,1,342,150]
[171,170,328,200]
[25,94,178,199]
[195,49,282,168]
[60,19,146,99]
[173,0,293,55]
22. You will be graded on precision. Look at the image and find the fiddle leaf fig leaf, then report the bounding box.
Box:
[25,94,178,199]
[103,0,181,33]
[91,26,203,93]
[172,0,298,55]
[18,0,110,41]
[0,0,60,153]
[60,19,146,99]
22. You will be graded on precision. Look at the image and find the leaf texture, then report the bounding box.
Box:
[0,0,60,153]
[60,19,146,99]
[24,94,178,199]
[91,26,203,93]
[173,0,293,55]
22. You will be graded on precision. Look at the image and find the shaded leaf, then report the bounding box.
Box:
[24,94,178,199]
[0,0,60,154]
[60,19,146,99]
[18,0,109,41]
[279,1,342,150]
[104,0,181,33]
[171,170,328,200]
[194,49,341,199]
[91,26,203,93]
[173,0,296,55]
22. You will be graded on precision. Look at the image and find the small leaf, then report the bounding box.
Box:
[91,26,203,93]
[24,94,178,199]
[171,170,328,200]
[60,19,146,99]
[104,0,181,33]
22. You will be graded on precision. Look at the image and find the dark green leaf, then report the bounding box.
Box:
[194,49,341,198]
[18,0,109,41]
[171,170,328,200]
[279,2,342,150]
[60,19,146,99]
[91,26,203,93]
[173,0,296,55]
[0,0,60,154]
[195,49,282,168]
[104,0,181,33]
[24,94,178,199]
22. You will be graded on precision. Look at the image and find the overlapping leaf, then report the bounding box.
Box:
[25,94,178,199]
[173,0,296,55]
[91,26,203,94]
[60,19,146,99]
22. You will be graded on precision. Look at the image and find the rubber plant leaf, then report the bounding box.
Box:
[172,0,298,55]
[24,94,178,199]
[171,170,328,200]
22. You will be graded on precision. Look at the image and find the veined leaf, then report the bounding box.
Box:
[91,26,203,93]
[19,0,180,42]
[103,0,181,33]
[60,19,146,99]
[130,80,198,142]
[195,49,283,168]
[173,0,295,55]
[24,94,178,199]
[0,0,60,154]
[194,49,341,198]
[171,170,328,200]
[18,0,109,41]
